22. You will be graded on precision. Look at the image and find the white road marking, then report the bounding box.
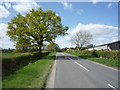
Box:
[108,84,117,90]
[65,53,119,71]
[74,61,89,71]
[68,57,73,60]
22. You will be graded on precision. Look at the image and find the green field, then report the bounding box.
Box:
[67,52,119,69]
[3,52,56,88]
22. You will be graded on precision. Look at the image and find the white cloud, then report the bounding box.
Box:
[77,9,84,15]
[56,13,59,16]
[55,36,74,48]
[4,2,11,8]
[12,1,40,14]
[61,2,72,10]
[0,23,15,49]
[107,3,112,8]
[55,39,63,43]
[92,0,98,4]
[0,5,10,18]
[69,23,118,46]
[91,0,106,4]
[1,0,36,2]
[0,23,8,38]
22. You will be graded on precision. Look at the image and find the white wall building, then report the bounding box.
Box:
[87,41,120,51]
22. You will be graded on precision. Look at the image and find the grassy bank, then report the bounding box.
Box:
[2,51,50,76]
[67,52,119,69]
[3,52,56,88]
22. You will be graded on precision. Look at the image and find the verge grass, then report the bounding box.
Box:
[3,52,56,88]
[67,52,119,69]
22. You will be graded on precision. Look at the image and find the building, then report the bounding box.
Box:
[87,41,120,51]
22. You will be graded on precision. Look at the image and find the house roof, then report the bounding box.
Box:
[95,41,120,47]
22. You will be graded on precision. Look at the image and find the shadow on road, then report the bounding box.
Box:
[56,55,79,60]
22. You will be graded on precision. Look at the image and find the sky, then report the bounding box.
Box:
[0,0,119,49]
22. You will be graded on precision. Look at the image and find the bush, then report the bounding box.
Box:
[68,50,119,60]
[2,51,50,76]
[96,51,119,60]
[13,49,23,53]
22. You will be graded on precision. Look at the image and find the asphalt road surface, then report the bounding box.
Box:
[54,52,119,89]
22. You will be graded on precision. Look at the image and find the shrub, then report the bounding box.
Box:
[68,50,119,60]
[2,51,50,76]
[96,51,119,60]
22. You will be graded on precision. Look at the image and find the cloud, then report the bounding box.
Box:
[92,0,98,4]
[107,3,112,8]
[1,0,36,2]
[12,1,40,14]
[61,2,72,10]
[0,23,15,49]
[55,39,63,43]
[77,9,84,15]
[91,0,106,4]
[55,36,74,48]
[69,23,118,46]
[4,2,11,8]
[56,13,59,16]
[0,5,10,18]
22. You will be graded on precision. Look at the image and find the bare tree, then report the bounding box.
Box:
[70,30,93,50]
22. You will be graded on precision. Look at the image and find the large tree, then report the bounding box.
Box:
[70,30,93,50]
[7,8,68,51]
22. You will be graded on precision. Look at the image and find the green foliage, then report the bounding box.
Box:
[7,8,68,51]
[2,51,50,76]
[3,52,56,88]
[13,49,24,53]
[46,43,60,52]
[68,50,119,60]
[67,51,119,69]
[86,44,94,48]
[96,51,119,60]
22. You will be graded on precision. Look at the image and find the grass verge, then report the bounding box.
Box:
[67,52,119,69]
[3,52,56,88]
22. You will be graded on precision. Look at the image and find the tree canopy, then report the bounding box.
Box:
[70,30,93,50]
[46,43,60,52]
[7,8,68,51]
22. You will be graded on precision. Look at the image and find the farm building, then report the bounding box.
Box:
[87,41,120,51]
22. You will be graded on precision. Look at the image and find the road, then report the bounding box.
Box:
[53,52,118,89]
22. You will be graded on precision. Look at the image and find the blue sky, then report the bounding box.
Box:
[0,1,118,49]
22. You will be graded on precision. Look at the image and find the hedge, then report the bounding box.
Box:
[2,51,50,76]
[68,50,119,60]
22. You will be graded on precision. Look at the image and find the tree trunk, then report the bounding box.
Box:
[38,45,42,52]
[38,39,43,52]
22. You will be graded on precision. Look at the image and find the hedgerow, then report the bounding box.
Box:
[2,51,50,76]
[67,50,119,60]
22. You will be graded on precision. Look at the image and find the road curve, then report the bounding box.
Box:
[54,52,118,89]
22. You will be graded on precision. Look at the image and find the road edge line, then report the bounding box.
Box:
[46,55,57,88]
[65,52,119,71]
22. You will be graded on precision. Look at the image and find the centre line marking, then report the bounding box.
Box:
[68,57,72,60]
[108,84,117,90]
[74,61,89,71]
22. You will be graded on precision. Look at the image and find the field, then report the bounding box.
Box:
[3,52,56,88]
